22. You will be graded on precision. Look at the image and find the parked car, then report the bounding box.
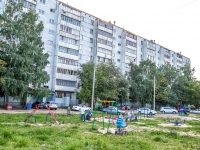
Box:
[72,105,91,111]
[190,109,200,114]
[32,101,45,109]
[137,107,157,115]
[123,105,131,110]
[102,106,126,115]
[185,107,191,112]
[44,101,58,110]
[160,107,178,114]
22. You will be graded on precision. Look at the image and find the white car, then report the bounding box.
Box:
[137,107,157,115]
[72,105,91,111]
[190,109,200,114]
[160,107,178,114]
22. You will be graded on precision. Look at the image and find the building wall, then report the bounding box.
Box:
[0,0,191,103]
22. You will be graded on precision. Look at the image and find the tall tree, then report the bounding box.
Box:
[77,62,129,104]
[129,60,156,106]
[0,59,6,84]
[0,0,50,103]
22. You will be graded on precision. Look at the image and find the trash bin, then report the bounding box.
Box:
[27,103,32,110]
[6,103,12,110]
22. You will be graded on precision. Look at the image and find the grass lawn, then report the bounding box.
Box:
[0,113,200,150]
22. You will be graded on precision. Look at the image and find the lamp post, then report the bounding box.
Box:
[153,75,155,111]
[91,66,96,111]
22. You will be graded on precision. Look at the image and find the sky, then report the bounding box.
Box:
[62,0,200,79]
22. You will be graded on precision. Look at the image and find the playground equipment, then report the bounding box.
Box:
[24,104,59,124]
[167,117,186,126]
[92,100,119,133]
[115,116,127,135]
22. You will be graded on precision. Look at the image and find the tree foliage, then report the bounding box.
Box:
[0,0,50,101]
[77,62,129,104]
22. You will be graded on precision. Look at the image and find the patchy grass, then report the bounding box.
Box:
[0,113,199,149]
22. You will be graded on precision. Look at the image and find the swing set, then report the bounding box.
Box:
[92,100,121,133]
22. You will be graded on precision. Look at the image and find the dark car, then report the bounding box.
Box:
[32,101,45,109]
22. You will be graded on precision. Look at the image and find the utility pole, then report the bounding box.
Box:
[153,75,155,110]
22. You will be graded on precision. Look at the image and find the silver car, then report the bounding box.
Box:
[160,107,178,114]
[137,107,157,115]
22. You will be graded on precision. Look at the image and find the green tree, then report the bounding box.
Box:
[0,59,6,84]
[0,0,50,103]
[129,60,156,106]
[77,62,129,104]
[76,62,94,103]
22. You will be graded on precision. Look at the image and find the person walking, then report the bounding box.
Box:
[86,109,92,121]
[80,106,85,121]
[67,106,71,116]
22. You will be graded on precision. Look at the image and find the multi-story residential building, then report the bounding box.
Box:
[0,0,190,105]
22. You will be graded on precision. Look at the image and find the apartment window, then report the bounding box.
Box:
[49,29,54,35]
[23,1,36,10]
[90,29,93,34]
[49,19,55,24]
[141,55,143,59]
[80,35,83,40]
[56,79,76,87]
[99,20,113,30]
[118,35,121,38]
[89,47,92,52]
[98,29,112,38]
[90,56,94,61]
[81,26,84,31]
[141,41,143,45]
[59,36,79,45]
[50,8,56,13]
[90,38,93,43]
[98,38,112,47]
[39,9,45,15]
[113,37,116,40]
[61,15,81,26]
[57,57,78,66]
[59,46,79,56]
[82,16,84,21]
[48,40,53,45]
[126,47,136,54]
[118,43,121,46]
[126,40,136,47]
[57,68,77,76]
[118,51,120,54]
[91,20,94,25]
[40,0,45,4]
[60,25,79,36]
[117,59,120,62]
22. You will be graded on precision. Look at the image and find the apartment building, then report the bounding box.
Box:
[0,0,190,104]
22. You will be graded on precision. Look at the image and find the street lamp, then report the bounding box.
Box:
[91,65,96,111]
[153,75,155,111]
